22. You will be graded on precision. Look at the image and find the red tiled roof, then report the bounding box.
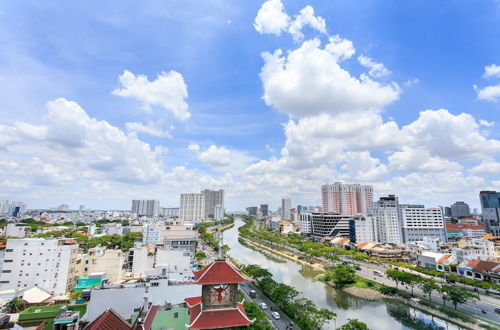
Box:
[142,305,159,330]
[193,260,250,285]
[185,296,202,307]
[186,301,253,329]
[466,259,481,268]
[436,255,450,264]
[461,225,485,229]
[472,260,500,273]
[84,308,131,330]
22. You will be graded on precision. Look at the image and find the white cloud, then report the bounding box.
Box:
[260,39,400,118]
[388,147,463,173]
[254,0,289,36]
[404,78,420,87]
[479,119,494,127]
[470,159,500,175]
[483,64,500,78]
[254,0,327,42]
[474,83,500,102]
[324,35,355,62]
[125,121,172,138]
[358,55,391,78]
[113,70,190,120]
[288,5,326,42]
[188,143,255,172]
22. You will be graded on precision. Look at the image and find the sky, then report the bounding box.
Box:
[1,0,500,211]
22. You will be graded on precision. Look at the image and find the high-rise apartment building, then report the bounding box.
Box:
[299,212,312,234]
[281,198,291,220]
[321,183,373,216]
[246,207,258,216]
[180,193,205,222]
[400,205,446,243]
[349,216,376,243]
[201,189,224,219]
[0,201,28,217]
[371,195,402,244]
[131,199,160,217]
[260,204,269,216]
[480,191,500,236]
[0,238,80,295]
[450,201,471,218]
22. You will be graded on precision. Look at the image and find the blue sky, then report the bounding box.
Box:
[0,0,499,210]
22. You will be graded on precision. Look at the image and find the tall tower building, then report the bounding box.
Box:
[281,198,291,220]
[321,182,373,216]
[400,205,446,243]
[201,189,224,219]
[480,191,500,236]
[180,193,205,222]
[131,199,160,217]
[260,204,269,216]
[372,195,401,243]
[450,201,471,218]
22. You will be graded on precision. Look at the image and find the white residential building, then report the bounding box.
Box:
[400,205,446,243]
[0,238,79,295]
[372,195,402,243]
[452,238,495,262]
[299,212,312,234]
[131,199,160,218]
[214,205,225,220]
[128,247,154,278]
[201,189,224,219]
[281,198,291,220]
[351,216,376,243]
[4,223,30,238]
[160,207,180,217]
[142,224,162,245]
[156,248,192,273]
[179,193,205,222]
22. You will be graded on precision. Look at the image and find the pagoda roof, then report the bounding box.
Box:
[193,259,250,285]
[185,297,253,329]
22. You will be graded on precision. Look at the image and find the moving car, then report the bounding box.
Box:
[494,307,500,314]
[271,311,280,320]
[249,290,257,298]
[354,265,361,271]
[373,270,383,277]
[260,302,267,310]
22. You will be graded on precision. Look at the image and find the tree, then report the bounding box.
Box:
[386,269,400,289]
[195,251,206,262]
[329,264,356,288]
[419,278,439,301]
[6,297,25,313]
[441,285,476,310]
[243,301,273,330]
[338,319,369,330]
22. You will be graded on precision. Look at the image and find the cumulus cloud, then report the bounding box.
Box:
[358,55,391,78]
[260,39,400,118]
[470,159,500,175]
[484,64,500,78]
[254,0,327,41]
[113,70,189,120]
[188,143,255,172]
[254,0,289,36]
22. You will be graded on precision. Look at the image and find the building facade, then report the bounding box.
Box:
[246,207,257,216]
[321,182,373,216]
[299,212,312,234]
[0,238,79,295]
[450,201,471,218]
[281,198,291,220]
[260,204,268,216]
[310,213,355,238]
[201,189,224,220]
[179,193,205,222]
[371,195,402,244]
[400,205,446,243]
[131,200,160,218]
[349,216,376,243]
[480,191,500,236]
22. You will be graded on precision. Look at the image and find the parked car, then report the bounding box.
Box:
[271,311,280,320]
[249,290,257,298]
[260,303,267,310]
[354,266,361,271]
[494,307,500,314]
[342,261,349,265]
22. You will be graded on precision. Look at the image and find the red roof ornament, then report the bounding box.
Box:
[192,259,251,285]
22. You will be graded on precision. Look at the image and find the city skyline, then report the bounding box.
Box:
[1,0,500,211]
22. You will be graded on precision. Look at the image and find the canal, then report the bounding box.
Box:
[224,221,465,330]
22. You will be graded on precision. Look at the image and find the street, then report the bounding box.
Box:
[240,281,297,330]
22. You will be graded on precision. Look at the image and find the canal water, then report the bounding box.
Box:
[224,221,464,330]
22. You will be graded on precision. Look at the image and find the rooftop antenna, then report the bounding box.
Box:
[217,230,224,260]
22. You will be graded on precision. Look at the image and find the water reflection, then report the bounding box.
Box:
[225,221,463,330]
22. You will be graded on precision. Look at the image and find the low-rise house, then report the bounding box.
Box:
[356,242,409,262]
[457,259,500,284]
[452,238,495,262]
[162,225,197,252]
[279,220,294,234]
[417,251,457,272]
[4,223,30,238]
[17,303,86,329]
[22,287,52,306]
